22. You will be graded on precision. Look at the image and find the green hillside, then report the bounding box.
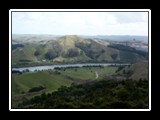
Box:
[12,66,118,108]
[12,66,118,96]
[115,60,149,80]
[12,35,148,67]
[12,71,73,96]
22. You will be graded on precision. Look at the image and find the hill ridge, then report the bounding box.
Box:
[12,35,148,67]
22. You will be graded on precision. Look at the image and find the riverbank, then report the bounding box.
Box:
[12,61,131,68]
[12,63,130,72]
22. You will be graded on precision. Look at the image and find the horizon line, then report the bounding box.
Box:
[12,33,148,36]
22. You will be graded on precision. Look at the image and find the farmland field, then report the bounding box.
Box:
[12,66,118,108]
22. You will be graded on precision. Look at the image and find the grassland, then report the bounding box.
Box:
[12,66,118,95]
[12,66,118,108]
[12,71,73,96]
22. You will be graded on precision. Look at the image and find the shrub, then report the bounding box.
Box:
[28,86,46,93]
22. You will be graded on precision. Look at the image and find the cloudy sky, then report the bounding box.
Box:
[12,12,148,36]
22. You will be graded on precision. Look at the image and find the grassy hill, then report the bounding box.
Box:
[12,35,148,67]
[115,60,149,80]
[12,66,118,96]
[12,71,73,96]
[12,66,118,108]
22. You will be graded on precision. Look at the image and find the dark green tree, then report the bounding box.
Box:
[45,49,58,60]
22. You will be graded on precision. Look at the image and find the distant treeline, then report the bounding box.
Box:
[54,65,104,70]
[12,69,29,74]
[12,44,24,50]
[12,70,22,74]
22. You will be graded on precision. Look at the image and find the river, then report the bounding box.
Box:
[12,63,129,72]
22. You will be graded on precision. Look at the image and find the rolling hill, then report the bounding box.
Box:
[12,35,148,67]
[81,35,148,42]
[115,60,149,80]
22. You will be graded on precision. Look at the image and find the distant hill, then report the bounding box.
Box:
[12,34,60,44]
[81,35,148,41]
[13,34,148,42]
[12,35,148,67]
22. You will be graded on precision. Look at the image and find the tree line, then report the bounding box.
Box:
[18,78,149,109]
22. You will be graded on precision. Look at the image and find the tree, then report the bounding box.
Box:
[67,49,79,57]
[117,88,129,101]
[101,49,105,53]
[24,69,29,72]
[111,54,118,60]
[124,79,135,92]
[34,51,40,56]
[45,49,58,60]
[54,70,61,75]
[28,86,46,93]
[123,69,126,74]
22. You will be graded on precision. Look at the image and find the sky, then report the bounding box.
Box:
[12,11,148,36]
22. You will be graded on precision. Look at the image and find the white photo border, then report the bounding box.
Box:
[9,9,151,111]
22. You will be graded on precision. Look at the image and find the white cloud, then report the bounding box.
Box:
[111,12,148,23]
[12,12,148,35]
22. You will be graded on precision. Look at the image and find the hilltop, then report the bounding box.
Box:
[12,35,148,67]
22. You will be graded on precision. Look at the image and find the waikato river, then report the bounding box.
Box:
[12,63,129,72]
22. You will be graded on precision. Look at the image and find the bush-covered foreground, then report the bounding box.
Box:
[17,79,148,109]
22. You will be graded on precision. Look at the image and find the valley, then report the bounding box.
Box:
[10,10,150,110]
[12,65,118,108]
